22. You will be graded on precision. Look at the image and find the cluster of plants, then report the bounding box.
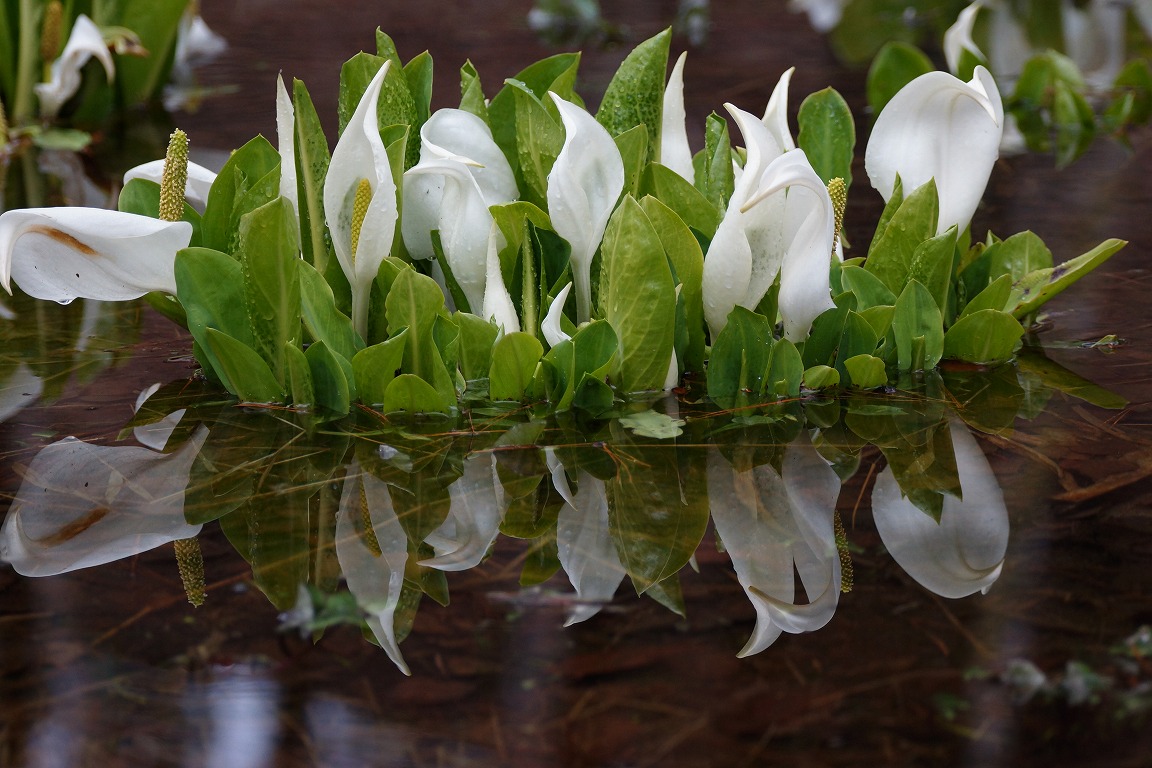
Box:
[0,27,1124,417]
[0,0,217,151]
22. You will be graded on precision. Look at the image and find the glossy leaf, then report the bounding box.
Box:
[202,327,285,403]
[796,87,855,187]
[490,332,544,401]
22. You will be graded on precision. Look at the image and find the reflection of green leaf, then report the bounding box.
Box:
[1016,348,1128,410]
[619,410,685,439]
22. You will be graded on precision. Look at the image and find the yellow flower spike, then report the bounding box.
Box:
[40,1,63,64]
[358,483,382,558]
[174,537,207,607]
[349,177,373,262]
[828,177,847,257]
[0,100,8,147]
[834,510,853,594]
[159,129,189,223]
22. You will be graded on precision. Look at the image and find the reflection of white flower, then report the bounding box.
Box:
[789,0,849,33]
[420,452,507,571]
[547,448,626,626]
[336,461,410,675]
[36,15,115,119]
[708,433,842,656]
[0,427,207,576]
[872,420,1009,598]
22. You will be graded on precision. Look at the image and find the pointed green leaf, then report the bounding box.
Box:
[595,28,670,162]
[893,280,944,371]
[796,87,855,187]
[292,78,336,275]
[1011,239,1126,319]
[943,310,1024,364]
[490,332,544,401]
[353,330,409,406]
[202,328,285,403]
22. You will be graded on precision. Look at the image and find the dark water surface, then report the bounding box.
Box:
[3,2,1152,766]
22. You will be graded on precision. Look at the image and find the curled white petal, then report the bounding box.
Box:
[762,67,796,153]
[865,66,1003,236]
[420,453,506,572]
[482,223,519,332]
[660,52,694,182]
[944,2,986,75]
[872,420,1009,598]
[554,464,626,627]
[276,74,299,216]
[122,159,218,214]
[35,15,115,119]
[542,282,573,348]
[547,93,624,324]
[324,61,398,335]
[0,208,192,302]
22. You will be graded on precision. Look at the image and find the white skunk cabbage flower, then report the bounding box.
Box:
[36,15,115,119]
[660,52,694,182]
[865,66,1003,237]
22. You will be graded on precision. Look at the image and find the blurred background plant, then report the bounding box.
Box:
[0,0,223,157]
[528,0,711,46]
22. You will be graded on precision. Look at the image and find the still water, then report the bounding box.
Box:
[2,2,1152,766]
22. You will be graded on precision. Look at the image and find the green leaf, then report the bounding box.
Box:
[238,197,301,384]
[459,60,489,123]
[292,79,336,276]
[455,312,499,382]
[595,28,670,162]
[542,320,617,411]
[175,246,252,381]
[865,178,939,297]
[893,280,944,371]
[1113,58,1152,125]
[490,332,544,401]
[708,306,772,403]
[959,273,1014,319]
[866,42,934,116]
[299,260,363,361]
[600,196,677,393]
[640,195,706,374]
[201,136,282,255]
[843,354,888,388]
[202,328,285,403]
[614,124,649,198]
[803,364,840,389]
[840,264,896,309]
[284,343,314,407]
[764,338,804,398]
[1011,239,1126,319]
[943,310,1024,364]
[695,112,734,213]
[305,340,352,414]
[352,331,409,406]
[906,225,958,317]
[101,0,186,106]
[382,373,451,414]
[619,410,685,439]
[829,0,917,64]
[384,269,456,410]
[796,87,855,188]
[508,79,565,207]
[985,230,1054,284]
[1017,348,1129,410]
[639,162,720,239]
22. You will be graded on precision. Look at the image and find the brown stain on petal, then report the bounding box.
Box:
[33,507,110,545]
[28,225,100,257]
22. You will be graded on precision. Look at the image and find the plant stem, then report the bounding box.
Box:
[13,0,43,125]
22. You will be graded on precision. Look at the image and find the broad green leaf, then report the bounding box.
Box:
[238,197,301,384]
[403,51,434,129]
[292,79,336,276]
[837,310,881,377]
[803,364,840,389]
[640,195,707,374]
[906,225,958,316]
[175,246,252,380]
[284,342,314,407]
[843,354,889,388]
[840,264,896,310]
[456,312,499,382]
[893,280,944,371]
[943,310,1024,364]
[101,0,185,106]
[509,80,564,207]
[305,340,352,414]
[543,320,617,411]
[619,410,685,439]
[859,304,896,339]
[1113,58,1152,125]
[708,306,772,403]
[1011,239,1126,319]
[959,273,1014,319]
[601,197,677,393]
[868,174,904,256]
[384,269,456,409]
[201,136,282,255]
[202,328,285,403]
[571,373,615,416]
[639,162,720,239]
[801,304,849,368]
[595,28,670,162]
[829,0,917,64]
[796,87,855,188]
[368,257,410,344]
[865,178,939,297]
[299,260,363,361]
[490,332,544,401]
[985,230,1054,284]
[764,338,804,398]
[382,373,451,414]
[352,331,409,406]
[866,42,934,116]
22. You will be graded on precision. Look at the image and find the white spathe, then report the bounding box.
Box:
[0,207,192,302]
[872,419,1009,599]
[659,52,694,183]
[701,99,836,342]
[323,61,397,337]
[36,15,115,118]
[865,66,1003,237]
[546,93,625,324]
